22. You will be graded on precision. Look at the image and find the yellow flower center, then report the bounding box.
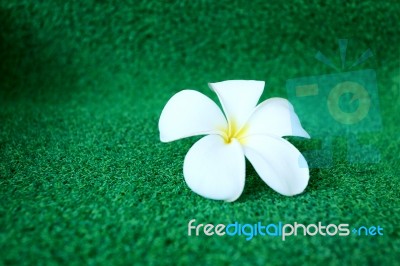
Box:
[221,120,248,144]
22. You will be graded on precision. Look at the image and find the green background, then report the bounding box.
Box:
[1,1,399,265]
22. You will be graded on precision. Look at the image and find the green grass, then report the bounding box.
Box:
[1,1,399,265]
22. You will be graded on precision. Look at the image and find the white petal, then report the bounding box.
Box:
[159,90,227,142]
[243,135,309,196]
[245,97,310,138]
[208,80,264,130]
[183,135,245,201]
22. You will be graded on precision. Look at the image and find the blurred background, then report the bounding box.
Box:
[0,1,399,265]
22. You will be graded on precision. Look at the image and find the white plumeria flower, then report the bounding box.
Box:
[159,80,310,202]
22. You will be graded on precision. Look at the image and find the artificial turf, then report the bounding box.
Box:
[0,1,399,265]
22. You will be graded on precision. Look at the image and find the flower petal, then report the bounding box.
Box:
[208,80,264,130]
[243,135,309,196]
[244,97,310,138]
[183,135,245,201]
[159,90,227,142]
